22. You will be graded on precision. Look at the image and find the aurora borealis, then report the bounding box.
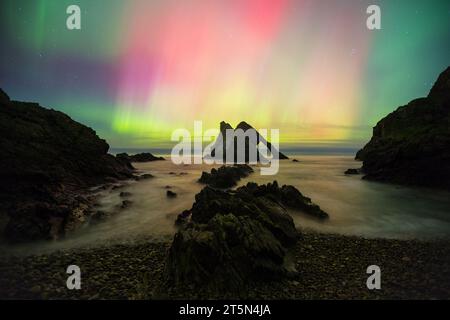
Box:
[1,0,449,149]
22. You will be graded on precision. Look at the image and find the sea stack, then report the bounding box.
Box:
[207,121,289,162]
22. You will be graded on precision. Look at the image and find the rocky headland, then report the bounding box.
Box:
[356,67,450,189]
[0,89,135,243]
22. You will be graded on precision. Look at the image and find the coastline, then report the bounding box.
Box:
[1,230,449,300]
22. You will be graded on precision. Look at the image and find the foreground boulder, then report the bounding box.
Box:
[165,181,328,292]
[198,164,253,188]
[0,89,134,242]
[356,67,450,190]
[116,152,164,162]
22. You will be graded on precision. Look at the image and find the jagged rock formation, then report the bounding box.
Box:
[198,164,253,188]
[356,67,450,189]
[0,89,134,242]
[116,152,165,162]
[166,181,328,293]
[207,121,289,163]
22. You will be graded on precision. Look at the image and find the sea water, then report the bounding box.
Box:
[4,155,450,254]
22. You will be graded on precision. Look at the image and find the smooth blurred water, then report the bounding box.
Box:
[243,156,450,239]
[4,155,450,254]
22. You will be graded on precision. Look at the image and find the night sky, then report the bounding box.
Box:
[1,0,449,148]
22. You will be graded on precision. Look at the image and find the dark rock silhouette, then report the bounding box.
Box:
[117,152,164,162]
[166,190,177,198]
[120,200,133,209]
[208,121,288,162]
[134,173,154,181]
[356,67,450,189]
[165,181,300,292]
[344,168,360,175]
[198,164,253,188]
[166,181,328,292]
[119,192,132,198]
[276,184,329,219]
[0,88,11,104]
[0,89,134,242]
[175,209,191,226]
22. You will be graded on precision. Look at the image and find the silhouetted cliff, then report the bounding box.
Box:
[356,67,450,189]
[0,89,134,242]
